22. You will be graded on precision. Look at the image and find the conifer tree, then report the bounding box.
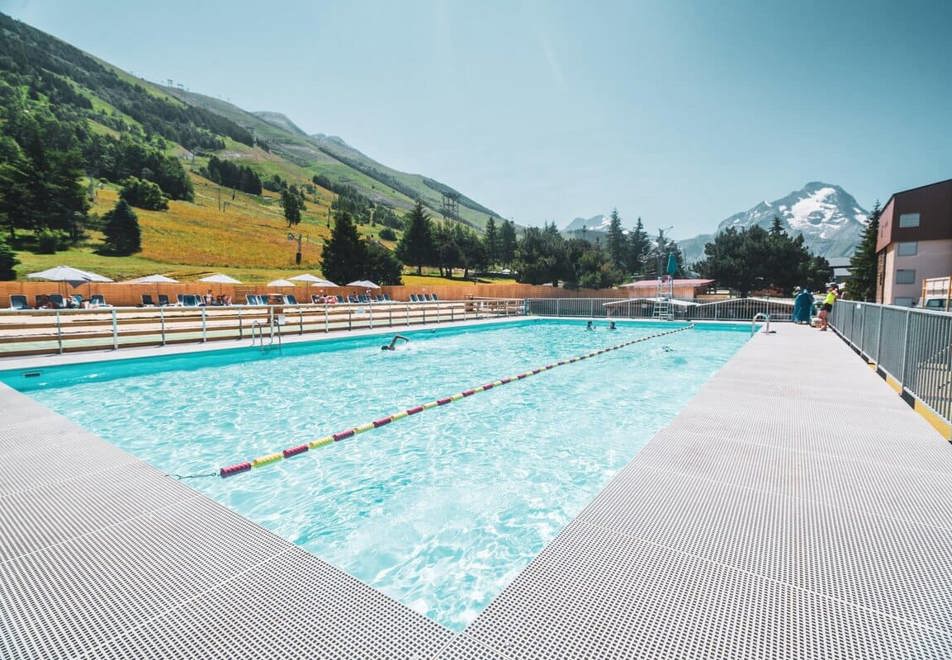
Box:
[606,208,626,270]
[102,199,141,255]
[626,217,650,275]
[395,201,434,274]
[499,219,517,268]
[321,211,367,284]
[845,202,881,301]
[484,216,499,267]
[0,234,18,280]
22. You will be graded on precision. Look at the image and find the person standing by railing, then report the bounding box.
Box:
[817,285,839,331]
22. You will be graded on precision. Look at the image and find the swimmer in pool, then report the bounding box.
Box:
[381,335,409,351]
[609,321,617,330]
[586,321,594,331]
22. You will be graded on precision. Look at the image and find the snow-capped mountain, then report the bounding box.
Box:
[679,182,869,264]
[564,214,611,233]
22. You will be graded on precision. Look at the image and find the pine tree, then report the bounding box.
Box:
[484,216,499,267]
[499,219,517,268]
[606,208,626,271]
[0,234,18,280]
[845,202,881,301]
[102,199,141,255]
[626,217,650,276]
[321,211,367,284]
[395,201,434,274]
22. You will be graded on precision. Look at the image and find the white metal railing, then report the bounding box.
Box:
[831,301,952,426]
[0,299,525,357]
[527,297,795,322]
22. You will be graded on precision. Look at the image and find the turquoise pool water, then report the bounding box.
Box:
[1,319,751,630]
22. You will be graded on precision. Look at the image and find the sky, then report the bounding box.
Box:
[3,0,952,238]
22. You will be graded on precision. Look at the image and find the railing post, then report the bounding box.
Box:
[237,309,243,340]
[423,306,427,325]
[269,306,275,343]
[325,305,329,333]
[348,309,352,331]
[899,308,912,389]
[369,305,374,329]
[56,311,63,354]
[451,305,455,323]
[389,305,393,327]
[556,299,561,317]
[111,308,118,350]
[590,299,594,317]
[299,309,304,335]
[201,307,207,342]
[405,304,410,326]
[160,307,167,346]
[874,305,883,365]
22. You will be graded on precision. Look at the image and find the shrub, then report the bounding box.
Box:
[120,177,169,210]
[36,229,69,254]
[378,227,397,241]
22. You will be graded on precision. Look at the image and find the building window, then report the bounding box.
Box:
[897,241,918,256]
[895,269,916,285]
[899,213,920,228]
[893,297,914,307]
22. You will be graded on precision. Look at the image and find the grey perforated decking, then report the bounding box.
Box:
[2,322,950,658]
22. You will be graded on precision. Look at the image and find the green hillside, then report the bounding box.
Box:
[166,88,504,229]
[0,11,508,282]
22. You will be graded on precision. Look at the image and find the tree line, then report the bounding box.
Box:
[202,156,263,195]
[695,218,831,295]
[396,202,518,279]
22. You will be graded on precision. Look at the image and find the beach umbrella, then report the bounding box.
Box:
[347,280,380,289]
[27,265,113,304]
[267,279,295,287]
[124,274,178,306]
[199,273,242,284]
[290,273,338,298]
[289,273,324,284]
[125,274,178,284]
[199,273,241,297]
[27,265,112,283]
[666,253,678,276]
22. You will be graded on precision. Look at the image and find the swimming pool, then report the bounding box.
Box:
[0,319,751,630]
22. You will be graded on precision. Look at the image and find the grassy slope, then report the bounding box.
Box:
[8,31,507,284]
[13,174,404,283]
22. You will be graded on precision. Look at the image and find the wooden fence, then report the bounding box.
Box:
[0,281,625,309]
[0,299,525,358]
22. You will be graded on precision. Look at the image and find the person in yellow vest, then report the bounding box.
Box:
[818,285,838,331]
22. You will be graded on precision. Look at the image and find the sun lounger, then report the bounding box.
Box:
[158,294,170,306]
[9,295,28,310]
[90,294,108,307]
[283,294,298,305]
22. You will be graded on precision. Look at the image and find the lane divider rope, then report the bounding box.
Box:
[217,324,694,478]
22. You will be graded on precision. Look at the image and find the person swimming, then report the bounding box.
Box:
[381,335,409,351]
[586,321,594,331]
[608,321,617,330]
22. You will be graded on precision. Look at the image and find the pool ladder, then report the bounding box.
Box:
[752,313,770,336]
[250,316,284,350]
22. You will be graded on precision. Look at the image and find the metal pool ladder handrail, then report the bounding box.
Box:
[752,312,770,336]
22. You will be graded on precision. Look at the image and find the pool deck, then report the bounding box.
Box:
[2,321,951,658]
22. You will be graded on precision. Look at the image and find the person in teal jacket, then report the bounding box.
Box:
[793,288,813,324]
